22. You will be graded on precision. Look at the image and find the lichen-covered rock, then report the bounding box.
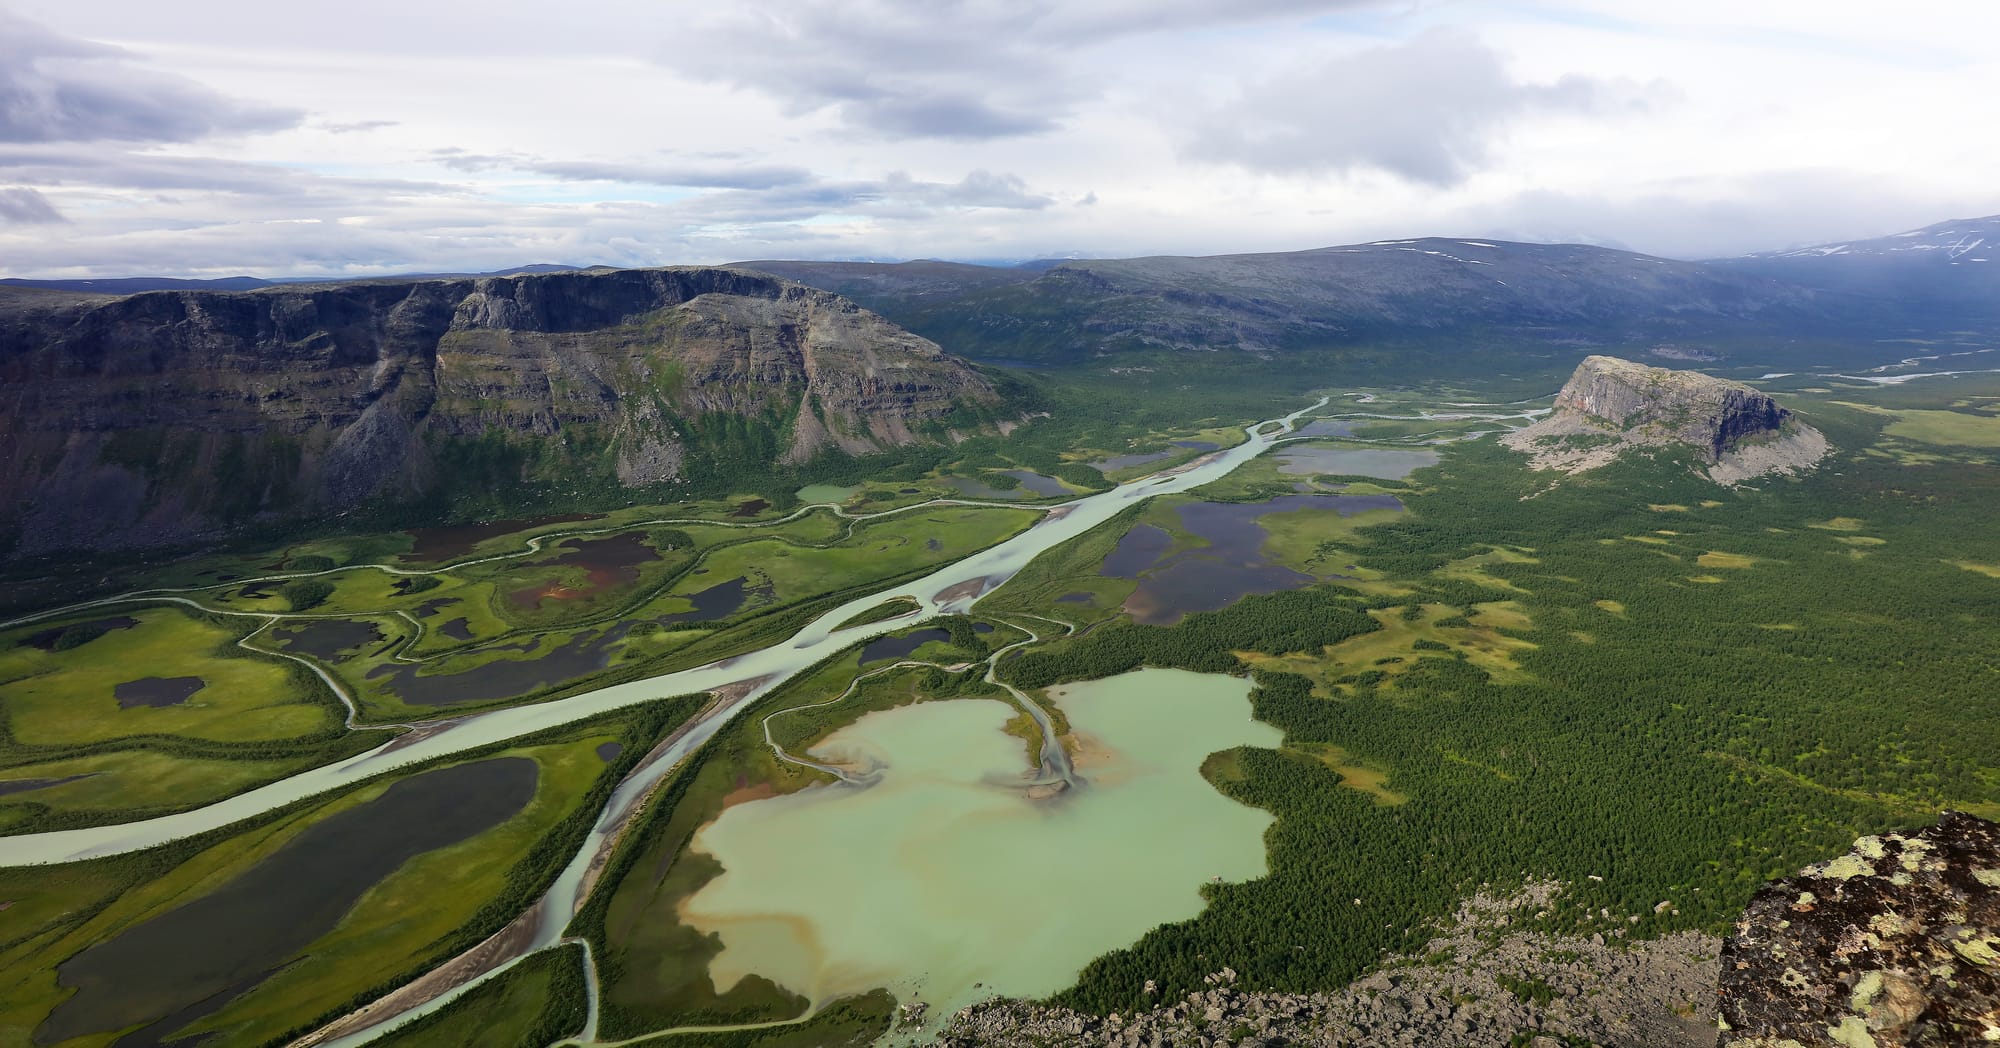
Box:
[1719,811,2000,1047]
[1503,355,1827,484]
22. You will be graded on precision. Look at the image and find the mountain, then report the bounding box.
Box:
[1713,215,2000,325]
[732,259,1044,308]
[0,268,997,559]
[0,264,588,296]
[741,239,1850,365]
[1502,355,1828,484]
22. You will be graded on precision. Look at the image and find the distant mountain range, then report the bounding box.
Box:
[0,264,587,295]
[740,217,2000,364]
[4,214,1995,558]
[1710,215,2000,325]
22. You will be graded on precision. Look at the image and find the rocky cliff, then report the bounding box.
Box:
[1502,355,1829,484]
[0,269,998,558]
[1719,811,2000,1046]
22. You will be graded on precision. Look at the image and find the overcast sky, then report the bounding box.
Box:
[1,0,1995,277]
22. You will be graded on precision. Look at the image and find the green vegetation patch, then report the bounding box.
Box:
[0,605,339,747]
[370,943,588,1048]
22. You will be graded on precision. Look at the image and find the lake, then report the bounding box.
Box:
[680,668,1282,1033]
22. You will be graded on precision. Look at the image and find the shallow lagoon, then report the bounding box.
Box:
[680,668,1281,1029]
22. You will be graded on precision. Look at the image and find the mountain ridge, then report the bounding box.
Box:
[0,267,998,559]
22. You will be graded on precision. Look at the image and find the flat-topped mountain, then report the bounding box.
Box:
[1502,355,1829,484]
[0,268,997,558]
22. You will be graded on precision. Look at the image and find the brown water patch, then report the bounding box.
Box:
[0,773,98,797]
[721,782,779,809]
[507,532,661,610]
[270,619,384,661]
[401,513,597,563]
[730,498,771,518]
[113,677,205,709]
[36,758,538,1047]
[21,616,139,651]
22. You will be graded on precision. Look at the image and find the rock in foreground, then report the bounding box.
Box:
[1719,811,2000,1047]
[1503,355,1827,484]
[935,887,1720,1047]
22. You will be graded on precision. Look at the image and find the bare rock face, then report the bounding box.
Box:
[1719,811,2000,1047]
[1503,355,1828,484]
[0,268,997,557]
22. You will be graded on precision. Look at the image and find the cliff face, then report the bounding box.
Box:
[0,269,997,558]
[1719,812,2000,1047]
[1502,355,1828,484]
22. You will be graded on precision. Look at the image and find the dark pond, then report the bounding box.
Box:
[1274,444,1439,480]
[1172,439,1220,451]
[508,532,660,610]
[860,622,994,664]
[37,758,538,1047]
[946,477,1024,500]
[1120,495,1404,626]
[1089,449,1173,471]
[1292,419,1356,438]
[730,498,771,518]
[367,625,634,707]
[401,513,598,563]
[926,538,942,551]
[113,677,205,709]
[0,772,97,797]
[899,487,921,494]
[658,575,761,625]
[412,597,461,618]
[1099,524,1175,578]
[21,616,139,651]
[437,617,476,641]
[596,741,624,763]
[1005,470,1069,496]
[1056,591,1095,604]
[271,619,384,661]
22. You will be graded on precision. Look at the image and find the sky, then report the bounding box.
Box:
[0,0,1995,278]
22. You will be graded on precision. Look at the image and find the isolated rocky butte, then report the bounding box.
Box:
[1719,811,2000,1047]
[0,268,996,558]
[1502,355,1829,484]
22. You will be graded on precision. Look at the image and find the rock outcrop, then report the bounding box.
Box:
[0,268,998,558]
[1503,355,1828,484]
[934,886,1721,1048]
[1719,811,2000,1047]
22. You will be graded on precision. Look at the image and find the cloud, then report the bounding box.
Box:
[1186,27,1664,185]
[0,11,300,143]
[321,119,399,134]
[440,153,818,190]
[658,0,1382,140]
[0,185,62,223]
